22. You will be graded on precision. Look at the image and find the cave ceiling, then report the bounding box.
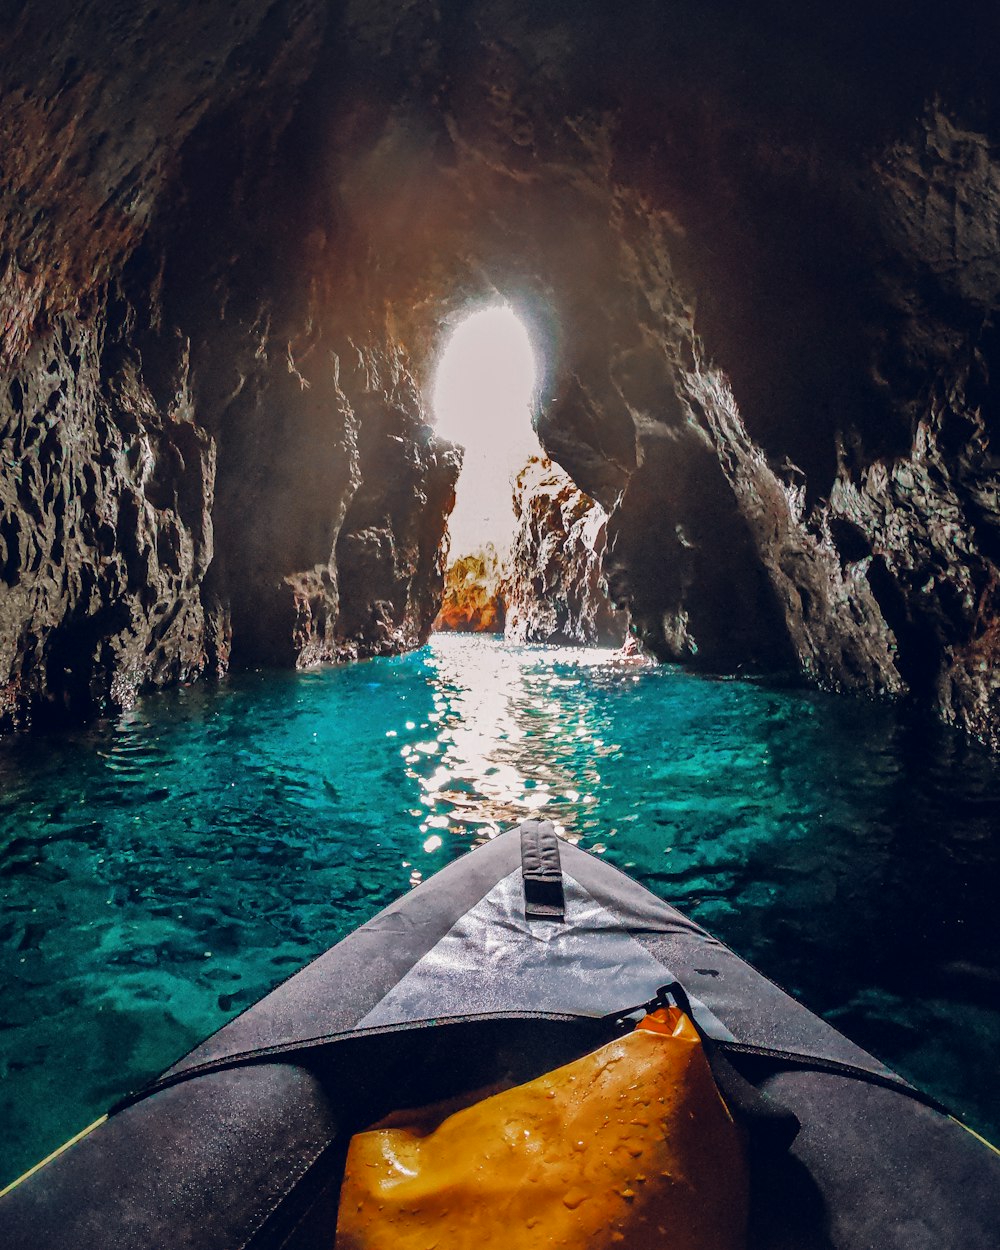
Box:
[3,1,1000,744]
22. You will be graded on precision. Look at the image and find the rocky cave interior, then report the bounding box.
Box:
[4,0,1000,748]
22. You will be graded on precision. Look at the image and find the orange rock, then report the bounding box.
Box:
[434,544,507,633]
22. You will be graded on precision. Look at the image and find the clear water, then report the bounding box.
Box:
[2,634,999,1184]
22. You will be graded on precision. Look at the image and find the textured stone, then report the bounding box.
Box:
[505,458,627,647]
[0,297,215,726]
[0,2,461,727]
[4,2,1000,749]
[434,546,506,635]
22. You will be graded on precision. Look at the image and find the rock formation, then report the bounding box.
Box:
[0,3,462,728]
[4,3,1000,744]
[505,458,627,647]
[434,545,506,635]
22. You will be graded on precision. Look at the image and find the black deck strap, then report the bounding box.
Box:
[520,820,566,921]
[627,983,800,1152]
[108,1012,607,1117]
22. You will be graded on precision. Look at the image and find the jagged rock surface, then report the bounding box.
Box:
[434,545,506,634]
[0,3,461,728]
[505,458,627,647]
[0,301,215,725]
[5,2,1000,746]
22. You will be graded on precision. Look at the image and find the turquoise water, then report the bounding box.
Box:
[2,634,999,1184]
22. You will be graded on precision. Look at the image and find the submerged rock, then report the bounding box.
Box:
[505,459,628,647]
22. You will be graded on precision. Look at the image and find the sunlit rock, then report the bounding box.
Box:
[434,545,506,634]
[505,458,627,647]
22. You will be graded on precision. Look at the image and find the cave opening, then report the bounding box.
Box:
[430,303,541,633]
[431,303,540,559]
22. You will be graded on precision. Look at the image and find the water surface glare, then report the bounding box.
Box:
[2,634,1000,1183]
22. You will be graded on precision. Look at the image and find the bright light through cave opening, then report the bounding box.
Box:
[432,305,540,558]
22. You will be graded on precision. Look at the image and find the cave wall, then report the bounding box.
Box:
[4,2,1000,744]
[505,457,627,648]
[0,1,461,728]
[340,0,1000,741]
[0,295,216,726]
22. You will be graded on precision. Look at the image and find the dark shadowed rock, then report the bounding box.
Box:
[4,2,1000,747]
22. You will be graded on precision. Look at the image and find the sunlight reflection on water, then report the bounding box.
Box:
[401,636,633,847]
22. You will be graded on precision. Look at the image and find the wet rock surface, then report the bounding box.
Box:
[505,458,627,647]
[0,294,216,726]
[4,3,1000,743]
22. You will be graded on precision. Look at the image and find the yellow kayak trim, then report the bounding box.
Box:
[0,1115,108,1199]
[951,1116,1000,1158]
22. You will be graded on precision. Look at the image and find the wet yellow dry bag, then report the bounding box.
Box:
[335,1008,748,1249]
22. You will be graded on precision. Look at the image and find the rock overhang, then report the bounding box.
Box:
[3,2,1000,742]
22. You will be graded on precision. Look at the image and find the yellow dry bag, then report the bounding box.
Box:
[335,1007,748,1249]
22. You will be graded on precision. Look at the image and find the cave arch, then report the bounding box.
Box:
[430,303,540,558]
[2,3,1000,744]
